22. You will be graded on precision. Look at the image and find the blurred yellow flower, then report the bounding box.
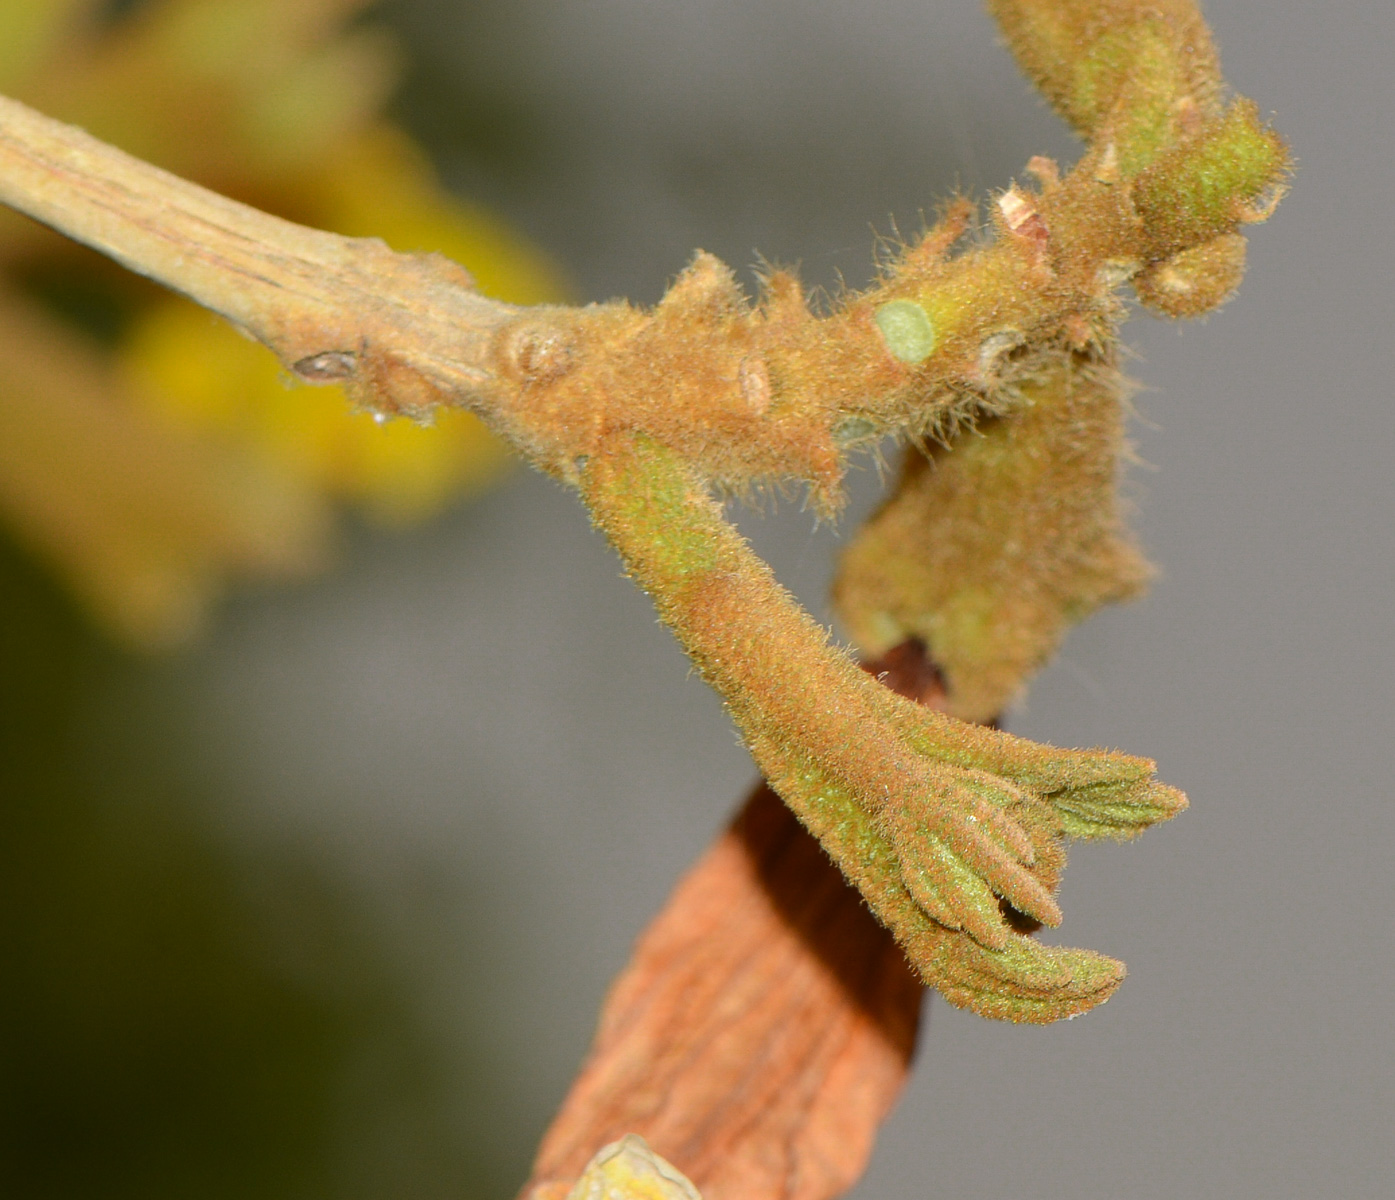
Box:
[0,0,567,647]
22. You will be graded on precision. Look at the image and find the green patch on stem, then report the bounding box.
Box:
[874,300,936,364]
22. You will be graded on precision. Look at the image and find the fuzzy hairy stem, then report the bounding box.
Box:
[0,0,1288,1020]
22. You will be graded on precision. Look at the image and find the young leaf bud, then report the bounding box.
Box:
[1133,233,1247,318]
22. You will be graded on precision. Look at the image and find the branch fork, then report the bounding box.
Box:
[0,0,1288,1023]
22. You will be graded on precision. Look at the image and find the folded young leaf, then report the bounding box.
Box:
[754,736,1128,1023]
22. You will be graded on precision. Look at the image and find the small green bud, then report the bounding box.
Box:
[875,300,936,364]
[1134,100,1290,255]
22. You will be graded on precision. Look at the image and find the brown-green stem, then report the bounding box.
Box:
[0,0,1288,1019]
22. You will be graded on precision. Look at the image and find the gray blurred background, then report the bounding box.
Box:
[10,1,1393,1197]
